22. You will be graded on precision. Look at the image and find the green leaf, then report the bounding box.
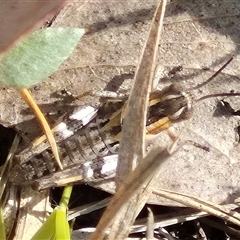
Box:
[55,207,70,240]
[0,28,85,88]
[59,185,73,208]
[31,207,70,240]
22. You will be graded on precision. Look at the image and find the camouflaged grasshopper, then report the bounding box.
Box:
[11,82,192,187]
[10,57,240,190]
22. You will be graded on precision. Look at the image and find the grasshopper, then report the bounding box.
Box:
[10,57,240,190]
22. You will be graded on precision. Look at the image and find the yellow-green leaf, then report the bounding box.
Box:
[55,207,70,240]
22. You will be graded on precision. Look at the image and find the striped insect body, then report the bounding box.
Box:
[11,101,125,185]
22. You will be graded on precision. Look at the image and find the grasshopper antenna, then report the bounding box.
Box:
[187,56,234,91]
[185,56,240,102]
[196,92,240,102]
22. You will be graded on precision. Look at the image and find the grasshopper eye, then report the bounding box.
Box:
[173,101,193,120]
